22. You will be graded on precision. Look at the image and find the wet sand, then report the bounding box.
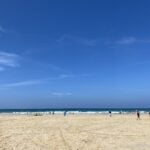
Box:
[0,114,150,150]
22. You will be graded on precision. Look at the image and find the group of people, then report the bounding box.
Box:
[108,110,150,120]
[48,111,67,116]
[50,110,150,118]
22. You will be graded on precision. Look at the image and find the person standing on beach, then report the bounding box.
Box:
[137,111,140,120]
[109,111,111,117]
[64,111,67,116]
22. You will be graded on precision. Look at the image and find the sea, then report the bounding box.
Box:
[0,108,150,115]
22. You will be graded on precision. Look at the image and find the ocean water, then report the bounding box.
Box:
[0,108,150,115]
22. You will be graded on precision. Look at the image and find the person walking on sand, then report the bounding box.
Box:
[64,111,67,116]
[109,111,112,117]
[137,111,140,120]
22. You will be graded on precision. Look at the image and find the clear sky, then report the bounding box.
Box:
[0,0,150,108]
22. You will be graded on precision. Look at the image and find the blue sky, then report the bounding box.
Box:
[0,0,150,108]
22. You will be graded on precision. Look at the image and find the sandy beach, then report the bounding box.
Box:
[0,114,150,150]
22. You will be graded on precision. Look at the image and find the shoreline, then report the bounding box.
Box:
[0,112,149,117]
[0,110,149,116]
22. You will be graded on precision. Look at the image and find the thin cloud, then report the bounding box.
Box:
[116,37,136,44]
[21,50,69,73]
[2,80,42,88]
[133,60,150,66]
[57,73,90,79]
[0,26,5,33]
[57,34,100,46]
[116,37,150,45]
[45,73,89,81]
[0,25,14,33]
[52,92,72,97]
[0,66,4,71]
[65,92,72,96]
[0,51,20,68]
[0,73,89,89]
[51,92,63,97]
[0,77,59,89]
[47,64,68,73]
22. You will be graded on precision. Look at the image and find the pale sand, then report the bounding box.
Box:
[0,114,150,150]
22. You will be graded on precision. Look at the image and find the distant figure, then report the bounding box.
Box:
[149,112,150,117]
[137,111,140,120]
[52,111,55,115]
[64,111,67,116]
[109,111,112,117]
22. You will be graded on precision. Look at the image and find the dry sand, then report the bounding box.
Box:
[0,114,150,150]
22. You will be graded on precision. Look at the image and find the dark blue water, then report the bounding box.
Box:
[0,108,150,113]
